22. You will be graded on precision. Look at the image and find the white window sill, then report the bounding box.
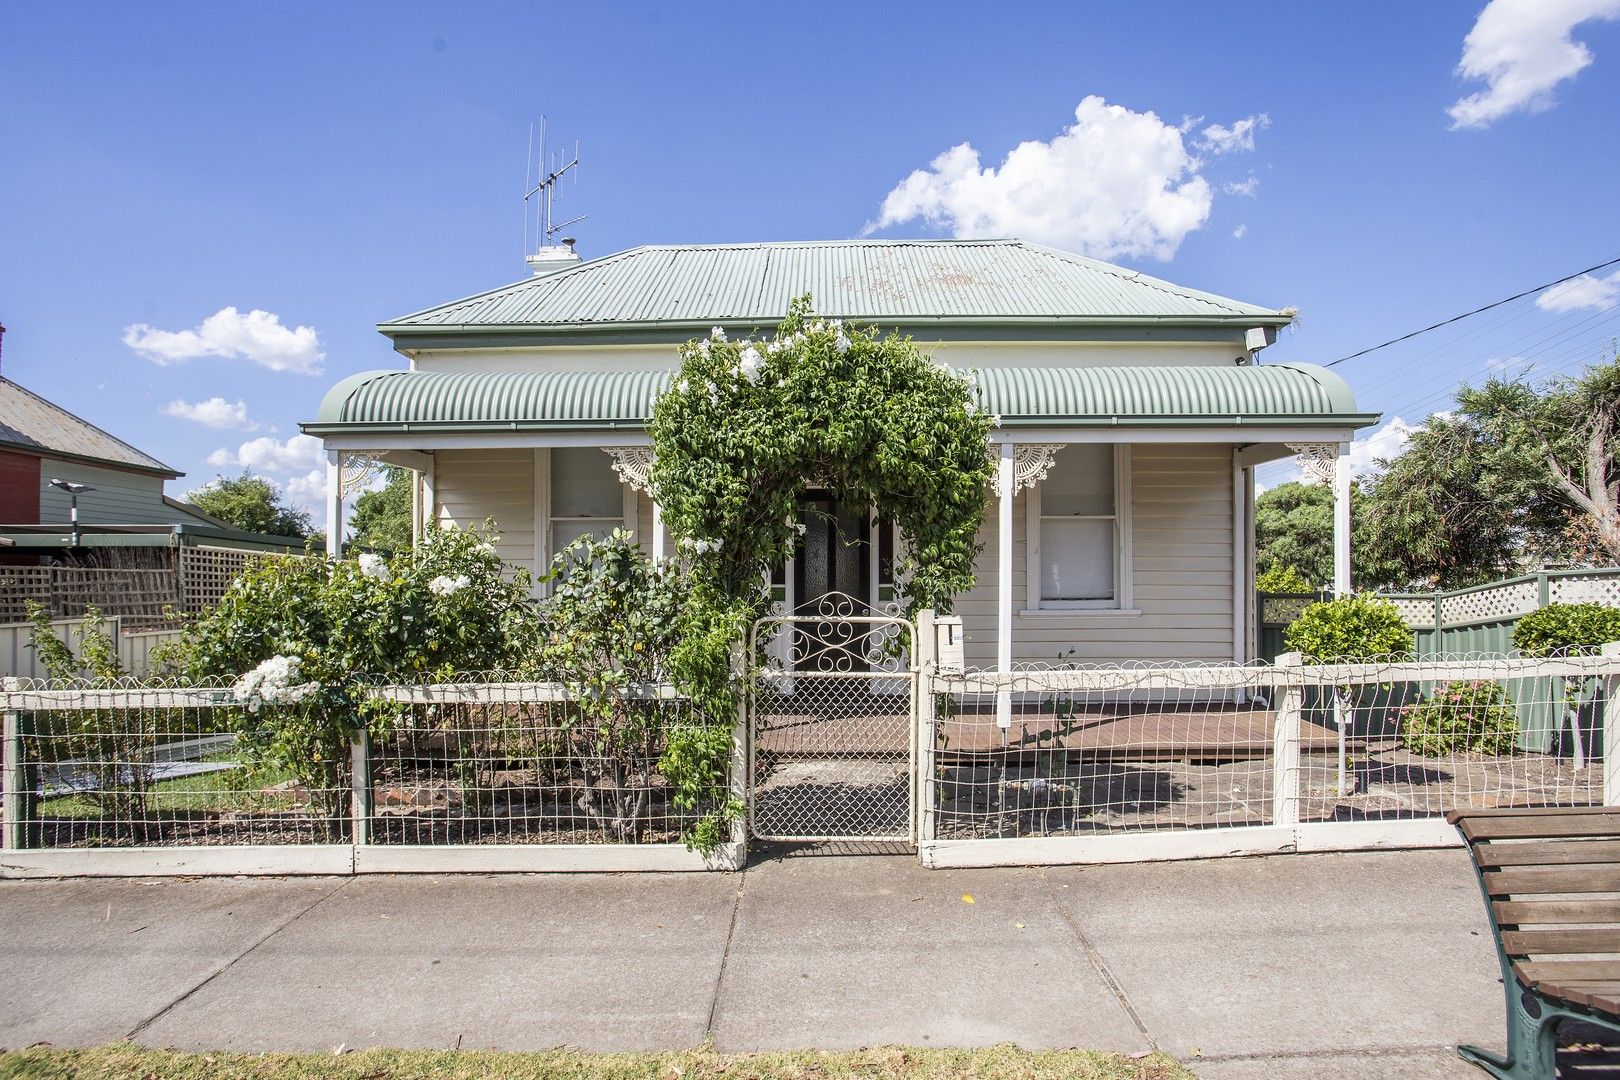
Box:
[1019,608,1143,618]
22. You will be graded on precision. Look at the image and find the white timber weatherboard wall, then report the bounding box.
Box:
[955,443,1235,667]
[431,448,538,571]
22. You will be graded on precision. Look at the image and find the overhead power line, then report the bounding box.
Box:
[1324,254,1620,369]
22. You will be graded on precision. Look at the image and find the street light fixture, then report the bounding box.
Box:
[49,479,94,548]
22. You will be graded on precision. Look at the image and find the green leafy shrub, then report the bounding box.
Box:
[1283,594,1413,661]
[174,524,542,837]
[1256,563,1314,594]
[535,529,738,846]
[1512,602,1620,657]
[1400,679,1520,756]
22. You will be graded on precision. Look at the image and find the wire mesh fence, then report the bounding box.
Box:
[362,681,724,846]
[925,652,1618,842]
[2,679,350,847]
[1,677,729,853]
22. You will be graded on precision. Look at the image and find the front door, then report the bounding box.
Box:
[792,493,870,670]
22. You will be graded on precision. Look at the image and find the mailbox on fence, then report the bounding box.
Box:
[935,615,964,674]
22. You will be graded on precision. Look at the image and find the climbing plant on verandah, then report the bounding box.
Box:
[647,296,995,835]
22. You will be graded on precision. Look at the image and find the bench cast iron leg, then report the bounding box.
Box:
[1458,988,1559,1080]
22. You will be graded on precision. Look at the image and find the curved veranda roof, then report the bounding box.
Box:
[305,363,1374,436]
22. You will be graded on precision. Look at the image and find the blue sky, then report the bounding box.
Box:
[3,1,1619,523]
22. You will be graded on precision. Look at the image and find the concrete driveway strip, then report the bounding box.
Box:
[1189,1048,1484,1079]
[709,854,1150,1053]
[133,872,740,1053]
[0,876,345,1048]
[1044,849,1506,1061]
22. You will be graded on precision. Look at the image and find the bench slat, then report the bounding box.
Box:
[1499,928,1620,955]
[1494,900,1620,926]
[1476,841,1620,868]
[1536,980,1620,1014]
[1484,867,1620,896]
[1517,960,1620,985]
[1462,815,1620,842]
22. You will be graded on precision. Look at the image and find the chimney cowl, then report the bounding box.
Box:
[527,243,582,278]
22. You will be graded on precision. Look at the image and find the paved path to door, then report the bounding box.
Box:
[0,849,1503,1078]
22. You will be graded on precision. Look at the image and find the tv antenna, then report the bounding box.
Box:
[524,116,585,256]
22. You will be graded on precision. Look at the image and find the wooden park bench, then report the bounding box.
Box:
[1449,806,1620,1079]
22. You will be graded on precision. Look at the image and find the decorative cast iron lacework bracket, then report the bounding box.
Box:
[602,447,655,494]
[337,453,388,497]
[1286,442,1338,485]
[1007,444,1063,494]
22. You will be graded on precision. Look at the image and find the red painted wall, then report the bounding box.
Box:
[0,447,42,523]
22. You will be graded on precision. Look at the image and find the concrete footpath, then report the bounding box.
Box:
[0,849,1506,1078]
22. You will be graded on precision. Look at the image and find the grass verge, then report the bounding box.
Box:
[0,1044,1192,1080]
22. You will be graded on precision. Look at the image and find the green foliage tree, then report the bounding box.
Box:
[186,473,312,538]
[350,466,414,554]
[1355,351,1620,588]
[1254,482,1392,590]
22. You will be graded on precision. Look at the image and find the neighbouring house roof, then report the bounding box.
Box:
[0,376,179,477]
[377,240,1294,347]
[304,363,1373,436]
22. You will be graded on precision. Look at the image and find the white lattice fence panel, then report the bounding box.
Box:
[1387,596,1436,627]
[0,567,52,623]
[179,546,303,612]
[1439,579,1538,625]
[1550,574,1620,607]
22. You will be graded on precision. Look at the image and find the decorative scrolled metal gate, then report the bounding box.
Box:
[746,592,916,842]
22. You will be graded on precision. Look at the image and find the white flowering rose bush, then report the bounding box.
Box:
[175,523,543,836]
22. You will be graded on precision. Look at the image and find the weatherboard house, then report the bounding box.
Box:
[305,239,1377,669]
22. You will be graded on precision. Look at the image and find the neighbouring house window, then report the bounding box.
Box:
[550,447,623,557]
[1038,445,1119,608]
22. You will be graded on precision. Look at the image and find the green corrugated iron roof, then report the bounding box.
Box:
[378,240,1293,343]
[303,363,1372,435]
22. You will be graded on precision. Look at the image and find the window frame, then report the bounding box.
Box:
[1025,443,1133,613]
[534,447,633,595]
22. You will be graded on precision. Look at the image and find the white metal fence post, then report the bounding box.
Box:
[729,642,749,869]
[914,610,937,849]
[1272,652,1303,828]
[350,727,371,847]
[1603,642,1620,806]
[3,709,23,850]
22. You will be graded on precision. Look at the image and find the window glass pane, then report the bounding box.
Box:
[552,519,616,555]
[1042,445,1113,517]
[1041,519,1114,601]
[551,447,621,517]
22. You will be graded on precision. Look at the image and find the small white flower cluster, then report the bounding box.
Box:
[737,344,763,384]
[680,536,725,555]
[233,655,319,713]
[428,573,471,596]
[357,552,388,580]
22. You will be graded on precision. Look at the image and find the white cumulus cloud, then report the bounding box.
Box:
[123,306,325,374]
[866,97,1267,261]
[207,433,324,474]
[1196,114,1270,155]
[283,468,329,526]
[1535,270,1620,312]
[1231,224,1248,240]
[1348,416,1417,478]
[163,397,261,430]
[1448,0,1620,129]
[1223,176,1260,197]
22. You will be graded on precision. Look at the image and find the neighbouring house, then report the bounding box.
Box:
[0,360,304,623]
[305,239,1378,668]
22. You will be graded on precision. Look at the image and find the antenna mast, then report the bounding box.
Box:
[524,115,585,254]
